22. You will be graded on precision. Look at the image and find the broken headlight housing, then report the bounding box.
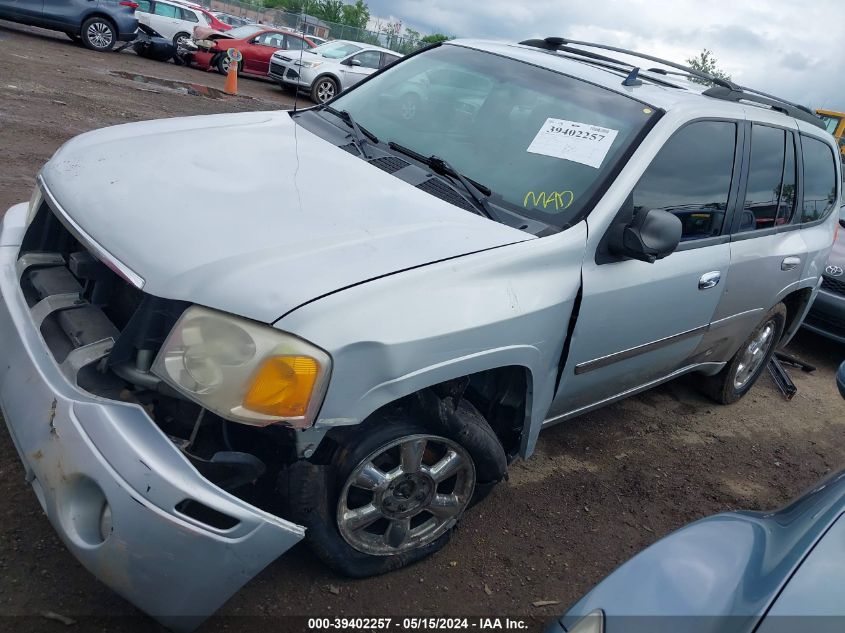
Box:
[151,306,331,429]
[25,182,43,227]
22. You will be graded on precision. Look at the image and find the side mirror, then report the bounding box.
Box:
[608,208,682,263]
[837,361,845,399]
[348,58,362,67]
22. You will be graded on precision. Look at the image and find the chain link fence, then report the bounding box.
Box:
[199,0,425,53]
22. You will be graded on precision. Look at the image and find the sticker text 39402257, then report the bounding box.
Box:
[526,118,619,169]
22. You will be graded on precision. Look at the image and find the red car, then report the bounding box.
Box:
[172,0,231,31]
[191,25,316,76]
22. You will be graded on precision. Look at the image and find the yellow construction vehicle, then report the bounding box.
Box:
[817,108,845,158]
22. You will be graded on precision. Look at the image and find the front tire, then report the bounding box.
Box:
[80,17,117,51]
[700,303,787,404]
[284,397,506,577]
[216,54,239,76]
[310,76,338,104]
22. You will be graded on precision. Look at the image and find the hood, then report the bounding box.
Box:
[41,110,528,323]
[560,470,845,633]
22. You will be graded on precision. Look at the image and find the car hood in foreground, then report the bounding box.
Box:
[41,110,528,323]
[558,470,845,633]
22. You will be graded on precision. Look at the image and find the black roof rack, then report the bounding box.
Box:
[519,37,824,130]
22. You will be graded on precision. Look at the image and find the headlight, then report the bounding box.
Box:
[567,610,605,633]
[295,60,322,68]
[26,183,43,226]
[151,306,331,428]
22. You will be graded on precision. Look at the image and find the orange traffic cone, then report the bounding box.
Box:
[224,61,238,96]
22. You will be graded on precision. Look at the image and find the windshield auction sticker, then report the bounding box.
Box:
[526,118,619,169]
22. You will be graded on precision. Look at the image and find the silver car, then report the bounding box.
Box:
[0,37,841,629]
[268,39,403,103]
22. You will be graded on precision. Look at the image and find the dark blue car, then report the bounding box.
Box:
[550,362,845,633]
[0,0,138,51]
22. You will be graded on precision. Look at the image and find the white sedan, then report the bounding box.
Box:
[269,40,402,104]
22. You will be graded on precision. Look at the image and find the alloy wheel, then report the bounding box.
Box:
[87,21,114,50]
[337,434,475,556]
[316,80,335,103]
[734,319,776,390]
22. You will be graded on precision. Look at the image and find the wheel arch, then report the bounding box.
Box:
[81,11,118,29]
[312,360,536,466]
[779,284,817,345]
[311,72,341,94]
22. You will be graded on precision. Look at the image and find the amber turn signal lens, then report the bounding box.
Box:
[243,355,320,417]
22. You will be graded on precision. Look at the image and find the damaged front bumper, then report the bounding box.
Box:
[0,204,305,631]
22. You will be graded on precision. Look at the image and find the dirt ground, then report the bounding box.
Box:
[1,20,845,633]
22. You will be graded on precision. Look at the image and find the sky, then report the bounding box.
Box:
[365,0,845,111]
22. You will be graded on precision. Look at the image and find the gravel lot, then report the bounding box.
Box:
[1,20,845,633]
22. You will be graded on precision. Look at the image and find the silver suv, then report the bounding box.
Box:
[0,37,841,628]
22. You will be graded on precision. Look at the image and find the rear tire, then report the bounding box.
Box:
[282,396,506,578]
[700,303,787,404]
[80,16,117,51]
[172,32,190,50]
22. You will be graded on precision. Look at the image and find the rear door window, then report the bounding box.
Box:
[153,2,179,18]
[633,120,738,241]
[801,136,838,222]
[284,35,307,50]
[179,8,199,23]
[381,53,401,68]
[738,125,787,233]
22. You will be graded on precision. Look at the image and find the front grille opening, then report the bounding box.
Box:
[821,275,845,296]
[805,311,845,338]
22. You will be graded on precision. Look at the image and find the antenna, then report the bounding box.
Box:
[292,11,307,113]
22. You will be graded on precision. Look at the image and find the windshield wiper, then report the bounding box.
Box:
[323,106,378,159]
[387,141,494,219]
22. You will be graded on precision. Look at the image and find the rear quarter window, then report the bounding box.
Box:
[801,135,838,222]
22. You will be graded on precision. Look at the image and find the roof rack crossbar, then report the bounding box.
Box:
[557,55,686,89]
[519,37,824,130]
[520,37,738,91]
[701,86,824,128]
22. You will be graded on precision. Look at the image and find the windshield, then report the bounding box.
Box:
[311,41,363,59]
[330,44,657,228]
[226,25,263,39]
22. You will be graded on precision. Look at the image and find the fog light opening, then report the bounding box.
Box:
[98,502,113,541]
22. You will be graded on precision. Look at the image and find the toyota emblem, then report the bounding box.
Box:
[826,265,844,277]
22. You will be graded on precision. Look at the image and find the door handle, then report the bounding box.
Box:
[781,256,801,271]
[699,271,721,290]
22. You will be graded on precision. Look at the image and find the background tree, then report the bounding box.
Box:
[420,33,451,44]
[686,49,732,85]
[340,0,369,28]
[316,0,343,23]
